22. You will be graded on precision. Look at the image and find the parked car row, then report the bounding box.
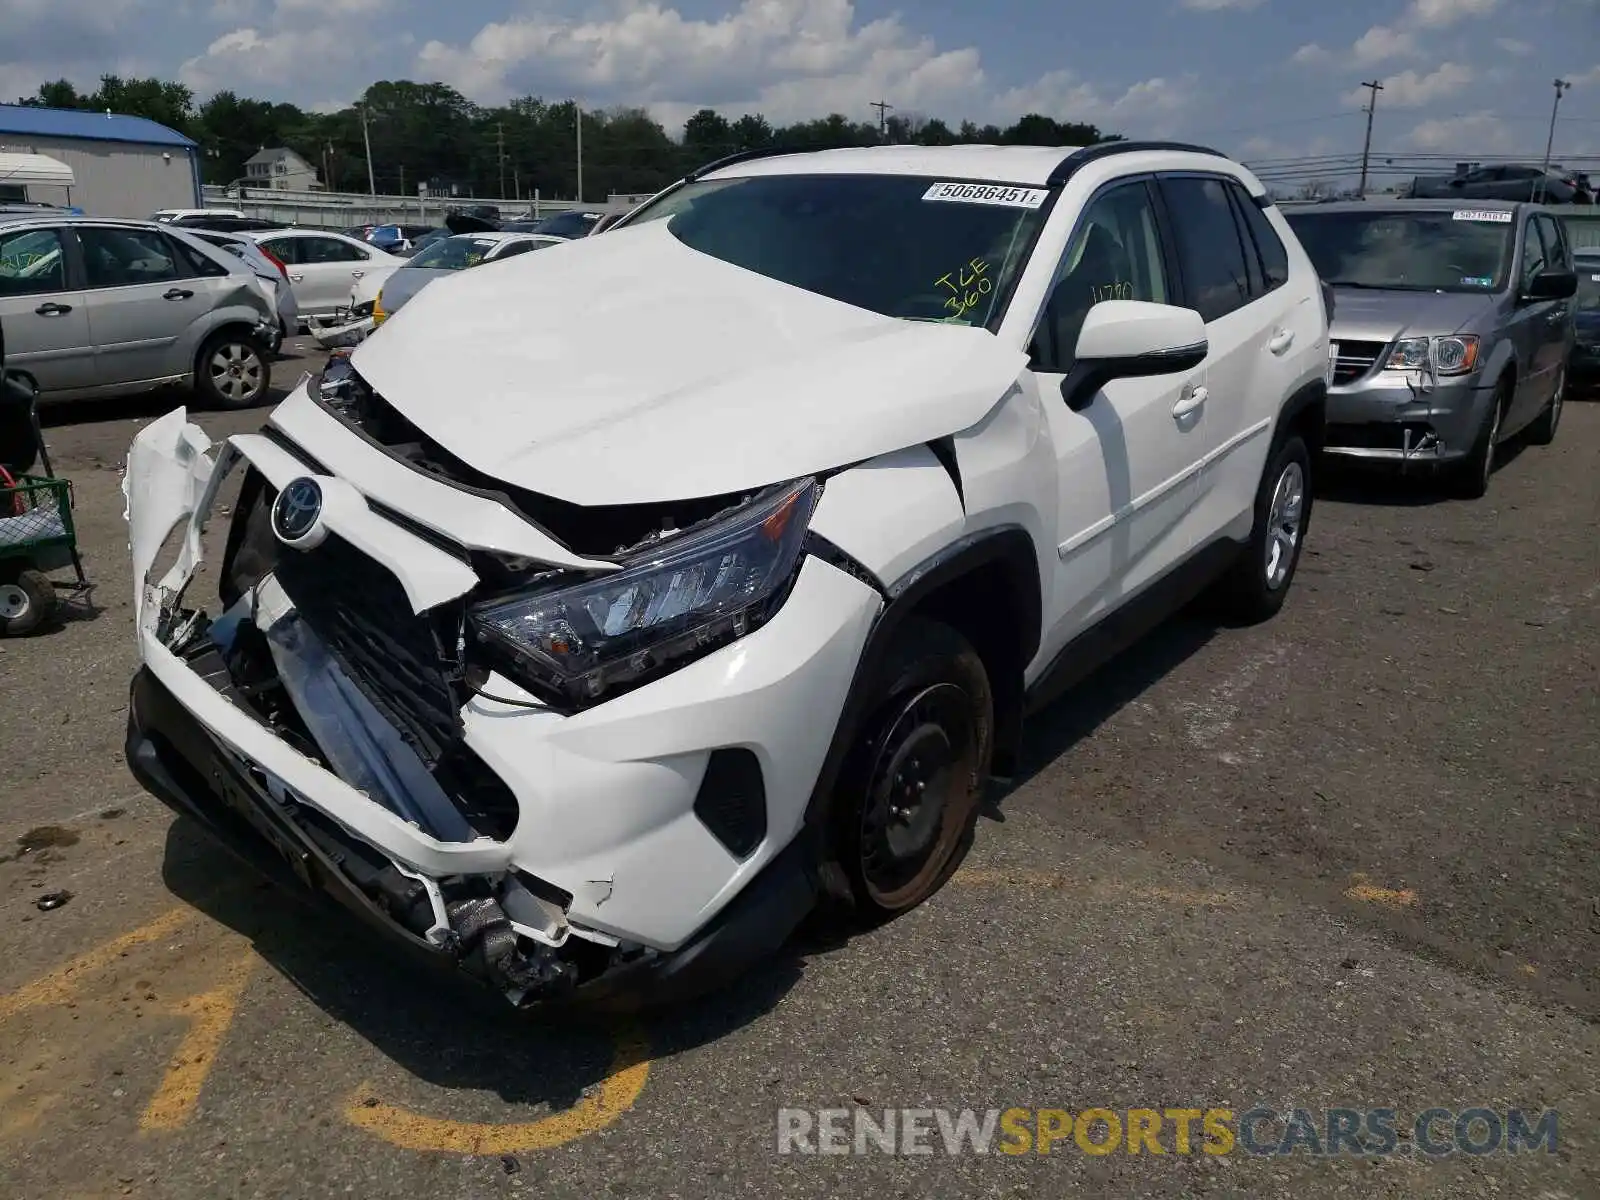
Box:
[1408,164,1593,205]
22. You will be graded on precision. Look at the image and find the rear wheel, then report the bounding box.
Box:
[829,617,993,922]
[1524,363,1566,446]
[0,566,56,636]
[195,330,270,410]
[1210,432,1312,624]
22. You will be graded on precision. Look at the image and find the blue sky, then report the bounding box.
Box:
[1,0,1596,172]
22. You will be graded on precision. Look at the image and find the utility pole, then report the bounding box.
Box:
[398,163,404,199]
[497,121,506,198]
[1540,78,1571,201]
[1357,80,1383,198]
[359,103,376,196]
[870,99,893,142]
[575,102,583,203]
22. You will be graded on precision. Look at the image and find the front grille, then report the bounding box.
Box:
[1332,340,1387,385]
[271,532,464,766]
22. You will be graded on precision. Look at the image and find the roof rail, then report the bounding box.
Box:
[685,145,800,181]
[1045,139,1229,187]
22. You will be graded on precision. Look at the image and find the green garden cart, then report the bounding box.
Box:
[0,370,88,635]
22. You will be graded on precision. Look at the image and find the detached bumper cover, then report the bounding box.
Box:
[127,665,819,1011]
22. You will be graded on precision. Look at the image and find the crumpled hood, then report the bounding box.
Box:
[1329,287,1498,343]
[349,219,1027,505]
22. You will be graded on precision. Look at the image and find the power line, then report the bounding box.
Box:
[869,100,893,141]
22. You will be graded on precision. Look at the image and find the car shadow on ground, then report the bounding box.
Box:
[159,815,804,1105]
[38,349,318,430]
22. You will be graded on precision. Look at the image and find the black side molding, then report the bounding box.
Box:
[1046,140,1229,188]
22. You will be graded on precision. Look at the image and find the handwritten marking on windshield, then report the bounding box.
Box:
[935,257,993,319]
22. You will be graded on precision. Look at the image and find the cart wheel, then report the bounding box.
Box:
[0,568,56,636]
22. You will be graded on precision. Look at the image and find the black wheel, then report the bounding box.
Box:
[1210,432,1312,624]
[1524,363,1566,446]
[195,330,270,410]
[0,566,56,636]
[1453,376,1509,498]
[829,617,993,921]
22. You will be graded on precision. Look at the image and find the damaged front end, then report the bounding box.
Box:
[122,394,824,1011]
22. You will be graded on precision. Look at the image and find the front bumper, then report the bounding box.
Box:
[126,665,819,1012]
[1323,371,1496,464]
[122,402,882,1007]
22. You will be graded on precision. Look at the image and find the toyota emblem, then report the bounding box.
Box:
[271,477,325,547]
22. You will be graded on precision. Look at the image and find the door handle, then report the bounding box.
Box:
[289,273,304,282]
[1172,385,1208,417]
[163,288,194,300]
[1268,329,1295,355]
[34,301,71,316]
[351,270,365,278]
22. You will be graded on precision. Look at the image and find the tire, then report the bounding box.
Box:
[827,617,994,923]
[1210,432,1313,624]
[1453,376,1509,499]
[0,567,57,636]
[195,330,270,410]
[1524,362,1566,446]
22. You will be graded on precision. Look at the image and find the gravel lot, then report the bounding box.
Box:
[1,341,1596,1198]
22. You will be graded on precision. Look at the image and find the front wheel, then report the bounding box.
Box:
[195,331,270,410]
[1453,378,1508,499]
[829,617,993,923]
[1210,432,1313,624]
[1524,364,1565,446]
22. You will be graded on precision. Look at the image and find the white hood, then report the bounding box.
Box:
[348,219,1028,505]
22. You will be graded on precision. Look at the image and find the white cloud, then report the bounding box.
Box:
[1351,25,1417,67]
[1406,0,1499,25]
[415,0,1194,133]
[1495,37,1533,54]
[1290,42,1331,65]
[1343,63,1473,107]
[1405,110,1514,151]
[1570,64,1600,85]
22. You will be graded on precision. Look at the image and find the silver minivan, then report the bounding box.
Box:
[0,215,278,409]
[1285,199,1576,497]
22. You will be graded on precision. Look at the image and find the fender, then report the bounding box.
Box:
[796,524,1043,904]
[1274,376,1328,454]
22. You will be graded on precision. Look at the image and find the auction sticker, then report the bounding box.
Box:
[1452,209,1512,223]
[923,182,1049,208]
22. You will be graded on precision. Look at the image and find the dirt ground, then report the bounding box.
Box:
[1,343,1597,1198]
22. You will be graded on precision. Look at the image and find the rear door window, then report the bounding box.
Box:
[1234,190,1290,291]
[77,226,181,289]
[1158,175,1253,322]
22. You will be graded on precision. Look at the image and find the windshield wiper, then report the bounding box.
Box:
[1323,280,1404,290]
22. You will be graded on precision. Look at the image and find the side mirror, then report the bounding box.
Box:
[1522,267,1578,301]
[1061,300,1208,411]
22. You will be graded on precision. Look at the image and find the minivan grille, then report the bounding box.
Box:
[1332,340,1387,385]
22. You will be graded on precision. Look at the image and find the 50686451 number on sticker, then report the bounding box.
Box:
[922,182,1049,209]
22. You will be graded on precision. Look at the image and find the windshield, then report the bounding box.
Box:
[407,236,500,271]
[532,211,602,239]
[1286,209,1514,293]
[1560,212,1600,254]
[624,174,1050,325]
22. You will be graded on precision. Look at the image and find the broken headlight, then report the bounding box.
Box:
[1385,335,1479,375]
[470,478,819,705]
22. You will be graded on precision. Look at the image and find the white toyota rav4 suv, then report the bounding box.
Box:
[123,141,1331,1010]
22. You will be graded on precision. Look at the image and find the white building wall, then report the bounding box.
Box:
[0,133,199,216]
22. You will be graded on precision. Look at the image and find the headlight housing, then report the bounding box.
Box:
[470,478,820,706]
[1384,334,1479,375]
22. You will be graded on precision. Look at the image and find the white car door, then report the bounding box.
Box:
[1156,175,1321,536]
[264,234,383,318]
[1025,178,1213,649]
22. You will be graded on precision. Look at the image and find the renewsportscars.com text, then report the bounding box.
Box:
[775,1106,1559,1157]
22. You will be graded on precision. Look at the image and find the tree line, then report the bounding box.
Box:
[16,76,1121,203]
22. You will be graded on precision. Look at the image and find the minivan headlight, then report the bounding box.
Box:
[470,478,820,705]
[1385,335,1479,375]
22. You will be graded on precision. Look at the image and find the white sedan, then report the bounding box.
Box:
[248,229,405,325]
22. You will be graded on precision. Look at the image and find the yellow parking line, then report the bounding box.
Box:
[1344,873,1418,908]
[140,950,260,1132]
[0,907,194,1024]
[953,868,1237,906]
[342,1023,652,1154]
